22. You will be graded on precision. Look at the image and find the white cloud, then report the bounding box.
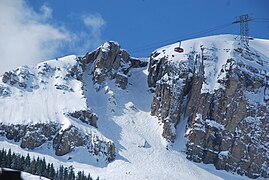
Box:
[83,14,106,30]
[40,4,53,19]
[0,1,107,75]
[0,0,71,74]
[82,13,106,48]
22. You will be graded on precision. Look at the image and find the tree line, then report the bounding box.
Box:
[0,148,98,180]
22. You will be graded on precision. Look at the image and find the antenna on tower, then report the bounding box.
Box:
[233,14,253,46]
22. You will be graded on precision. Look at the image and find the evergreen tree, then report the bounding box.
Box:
[18,155,25,171]
[49,163,56,179]
[11,152,17,169]
[54,168,59,180]
[0,149,7,167]
[68,166,75,180]
[6,149,12,168]
[87,173,93,180]
[63,167,68,179]
[24,153,31,172]
[76,171,82,180]
[37,157,42,176]
[46,163,51,178]
[0,148,94,180]
[57,165,64,180]
[30,158,37,175]
[41,157,47,177]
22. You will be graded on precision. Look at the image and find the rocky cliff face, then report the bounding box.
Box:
[148,35,269,178]
[0,123,115,162]
[83,41,147,90]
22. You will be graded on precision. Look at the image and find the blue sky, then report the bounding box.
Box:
[0,0,268,73]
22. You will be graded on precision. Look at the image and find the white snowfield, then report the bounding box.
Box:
[21,172,49,180]
[0,55,87,126]
[0,35,268,180]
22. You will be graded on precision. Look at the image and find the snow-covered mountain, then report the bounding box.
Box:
[0,35,268,179]
[148,35,269,179]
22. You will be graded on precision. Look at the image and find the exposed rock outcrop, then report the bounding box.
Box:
[53,126,86,156]
[0,123,115,162]
[2,67,36,91]
[68,110,98,128]
[0,123,60,147]
[20,123,60,149]
[148,42,269,178]
[82,41,147,90]
[148,51,192,141]
[0,85,11,97]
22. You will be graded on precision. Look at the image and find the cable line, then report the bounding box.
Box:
[253,20,269,23]
[129,16,269,54]
[255,18,269,20]
[130,22,234,53]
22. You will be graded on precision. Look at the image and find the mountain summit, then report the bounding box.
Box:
[0,35,269,179]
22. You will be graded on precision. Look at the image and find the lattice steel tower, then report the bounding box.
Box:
[233,14,252,46]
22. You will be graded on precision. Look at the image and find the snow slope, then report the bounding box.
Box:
[21,172,49,180]
[0,68,253,180]
[0,55,86,126]
[1,35,268,179]
[153,34,269,94]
